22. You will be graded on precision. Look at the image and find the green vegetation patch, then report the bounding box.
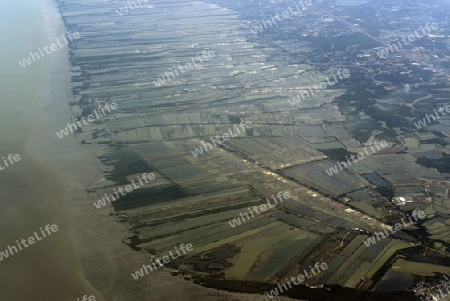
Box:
[113,185,187,211]
[99,146,152,184]
[359,238,390,262]
[274,212,315,227]
[249,234,317,282]
[416,154,450,174]
[319,148,356,162]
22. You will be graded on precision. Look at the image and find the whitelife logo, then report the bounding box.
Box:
[93,172,155,209]
[265,261,328,299]
[131,243,193,280]
[0,224,59,262]
[18,32,80,68]
[153,50,215,87]
[251,0,314,35]
[288,69,350,106]
[0,153,21,171]
[228,191,290,228]
[77,296,96,301]
[325,140,388,176]
[414,105,450,129]
[116,0,150,16]
[376,22,438,59]
[56,102,118,139]
[363,210,426,247]
[190,120,253,158]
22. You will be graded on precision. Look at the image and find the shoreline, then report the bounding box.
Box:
[26,0,108,299]
[49,0,294,299]
[0,0,105,299]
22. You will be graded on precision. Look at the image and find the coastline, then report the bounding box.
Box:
[2,0,447,300]
[0,0,105,299]
[41,1,450,301]
[48,0,290,299]
[44,0,299,299]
